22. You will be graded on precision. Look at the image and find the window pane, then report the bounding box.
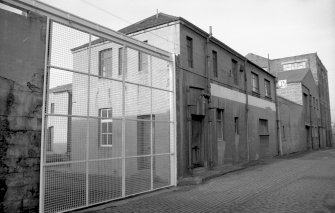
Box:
[107,134,112,145]
[102,134,107,145]
[101,109,107,118]
[102,123,107,133]
[108,122,113,133]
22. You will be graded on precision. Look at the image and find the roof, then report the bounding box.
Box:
[277,68,309,83]
[119,13,180,34]
[49,83,72,93]
[245,53,269,68]
[71,12,275,78]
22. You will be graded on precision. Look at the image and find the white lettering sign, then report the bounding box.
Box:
[277,80,287,89]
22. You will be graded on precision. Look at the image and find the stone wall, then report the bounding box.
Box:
[0,9,46,212]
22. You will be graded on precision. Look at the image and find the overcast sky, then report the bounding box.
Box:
[40,0,335,122]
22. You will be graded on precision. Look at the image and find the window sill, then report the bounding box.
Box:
[252,91,260,97]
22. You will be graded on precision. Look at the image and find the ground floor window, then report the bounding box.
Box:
[217,109,224,140]
[99,108,113,147]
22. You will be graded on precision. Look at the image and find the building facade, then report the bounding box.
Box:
[247,53,332,148]
[118,13,278,179]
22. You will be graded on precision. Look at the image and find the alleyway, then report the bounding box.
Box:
[77,149,335,213]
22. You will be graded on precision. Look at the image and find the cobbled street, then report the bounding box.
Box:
[79,149,335,213]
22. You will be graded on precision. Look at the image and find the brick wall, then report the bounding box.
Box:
[0,9,46,212]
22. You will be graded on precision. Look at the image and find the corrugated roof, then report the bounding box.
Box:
[119,13,180,34]
[277,68,309,83]
[49,83,72,93]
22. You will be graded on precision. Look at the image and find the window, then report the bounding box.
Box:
[313,97,316,110]
[186,36,193,68]
[138,41,148,72]
[212,50,218,78]
[234,117,239,134]
[47,126,54,152]
[259,119,269,135]
[264,79,271,98]
[99,48,113,77]
[118,47,123,75]
[217,109,224,140]
[282,125,286,140]
[50,103,55,114]
[283,61,306,71]
[251,72,259,93]
[232,59,238,85]
[99,108,113,146]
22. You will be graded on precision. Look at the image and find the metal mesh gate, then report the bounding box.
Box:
[36,8,175,213]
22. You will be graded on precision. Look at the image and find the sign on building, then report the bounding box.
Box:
[277,80,287,89]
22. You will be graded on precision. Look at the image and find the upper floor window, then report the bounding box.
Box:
[251,72,259,93]
[212,50,218,78]
[232,59,238,85]
[99,108,113,147]
[283,61,306,71]
[264,79,271,98]
[99,48,113,77]
[139,41,148,72]
[186,36,193,68]
[47,126,54,152]
[118,47,123,75]
[50,103,55,114]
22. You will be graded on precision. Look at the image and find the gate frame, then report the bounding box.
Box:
[1,1,177,212]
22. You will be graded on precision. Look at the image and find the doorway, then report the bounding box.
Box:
[191,115,204,168]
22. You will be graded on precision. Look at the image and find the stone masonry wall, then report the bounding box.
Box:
[0,9,46,212]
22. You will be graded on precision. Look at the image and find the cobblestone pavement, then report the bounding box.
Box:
[79,149,335,213]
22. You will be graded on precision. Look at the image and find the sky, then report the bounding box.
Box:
[39,0,335,122]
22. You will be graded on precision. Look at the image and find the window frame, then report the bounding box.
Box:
[186,36,193,68]
[50,103,55,114]
[259,119,269,136]
[118,47,123,76]
[99,48,113,77]
[251,72,259,94]
[264,79,271,98]
[99,108,113,147]
[47,126,54,152]
[212,50,218,78]
[232,59,238,85]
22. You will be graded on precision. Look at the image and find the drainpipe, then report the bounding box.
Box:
[206,26,212,168]
[272,54,283,155]
[244,59,250,162]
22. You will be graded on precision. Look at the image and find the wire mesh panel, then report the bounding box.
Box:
[41,12,175,213]
[44,162,86,213]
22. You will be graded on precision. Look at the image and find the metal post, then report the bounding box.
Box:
[39,17,51,213]
[150,55,153,190]
[85,34,92,206]
[121,45,127,197]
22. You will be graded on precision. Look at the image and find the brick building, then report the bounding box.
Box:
[118,13,278,179]
[246,53,332,148]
